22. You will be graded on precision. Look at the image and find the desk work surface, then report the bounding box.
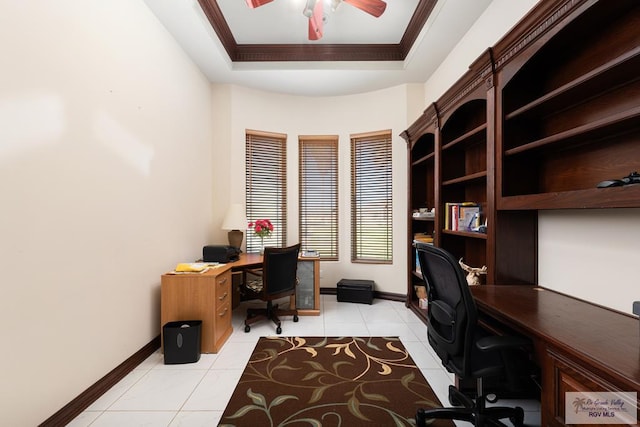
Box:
[471,285,640,391]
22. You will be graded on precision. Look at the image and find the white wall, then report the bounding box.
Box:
[420,0,640,314]
[210,84,410,294]
[423,0,539,101]
[539,209,639,314]
[0,1,213,425]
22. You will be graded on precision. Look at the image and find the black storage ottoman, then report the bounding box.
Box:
[337,279,374,304]
[163,320,202,364]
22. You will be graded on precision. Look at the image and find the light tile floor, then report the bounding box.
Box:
[68,296,541,427]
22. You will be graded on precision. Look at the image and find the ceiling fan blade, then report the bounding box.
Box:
[308,0,323,40]
[245,0,274,8]
[343,0,386,18]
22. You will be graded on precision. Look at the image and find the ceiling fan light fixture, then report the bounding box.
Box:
[303,0,317,18]
[307,0,323,40]
[246,0,386,41]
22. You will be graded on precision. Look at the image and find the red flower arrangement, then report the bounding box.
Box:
[248,219,273,238]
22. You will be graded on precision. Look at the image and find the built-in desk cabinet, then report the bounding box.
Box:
[472,286,640,427]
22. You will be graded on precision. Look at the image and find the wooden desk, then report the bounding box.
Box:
[161,253,320,353]
[471,285,640,427]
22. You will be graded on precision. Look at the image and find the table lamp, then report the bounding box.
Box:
[221,203,247,249]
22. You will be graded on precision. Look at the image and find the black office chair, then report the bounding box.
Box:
[414,243,533,427]
[243,243,301,334]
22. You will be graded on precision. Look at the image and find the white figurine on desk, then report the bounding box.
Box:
[459,258,487,286]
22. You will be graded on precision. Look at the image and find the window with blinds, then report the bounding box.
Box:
[299,136,339,260]
[245,130,287,253]
[350,131,393,263]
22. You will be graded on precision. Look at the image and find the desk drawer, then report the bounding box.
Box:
[215,301,232,341]
[547,349,638,426]
[216,270,231,309]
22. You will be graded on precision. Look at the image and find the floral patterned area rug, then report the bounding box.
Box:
[219,336,452,426]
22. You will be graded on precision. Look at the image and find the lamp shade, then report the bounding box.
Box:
[221,203,247,231]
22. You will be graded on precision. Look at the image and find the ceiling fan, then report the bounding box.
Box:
[245,0,387,41]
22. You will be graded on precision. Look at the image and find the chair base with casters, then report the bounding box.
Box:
[416,381,525,427]
[244,299,299,334]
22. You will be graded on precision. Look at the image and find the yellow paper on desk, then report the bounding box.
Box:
[175,263,208,273]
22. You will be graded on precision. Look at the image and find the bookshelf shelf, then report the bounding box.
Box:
[442,123,487,151]
[411,152,435,166]
[442,171,487,186]
[503,106,640,157]
[442,230,487,239]
[504,47,640,122]
[412,217,435,222]
[498,185,640,210]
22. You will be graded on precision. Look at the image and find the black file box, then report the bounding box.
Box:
[163,320,202,364]
[337,279,374,304]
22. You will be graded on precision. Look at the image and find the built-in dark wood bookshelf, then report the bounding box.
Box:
[401,0,640,320]
[402,0,640,424]
[495,0,640,211]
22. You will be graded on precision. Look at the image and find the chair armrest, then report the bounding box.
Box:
[476,335,531,352]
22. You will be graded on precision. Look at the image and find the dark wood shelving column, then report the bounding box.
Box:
[401,103,438,319]
[436,49,494,284]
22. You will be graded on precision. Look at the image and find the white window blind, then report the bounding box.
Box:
[245,130,287,252]
[351,131,393,263]
[299,136,339,260]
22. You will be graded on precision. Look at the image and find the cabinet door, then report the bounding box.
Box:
[296,259,319,315]
[546,349,639,426]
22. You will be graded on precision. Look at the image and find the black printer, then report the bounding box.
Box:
[203,245,240,263]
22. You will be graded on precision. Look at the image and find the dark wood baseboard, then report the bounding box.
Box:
[320,287,406,303]
[39,335,161,427]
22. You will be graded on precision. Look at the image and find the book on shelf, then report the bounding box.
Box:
[458,205,481,231]
[413,232,434,244]
[445,202,480,231]
[414,285,428,309]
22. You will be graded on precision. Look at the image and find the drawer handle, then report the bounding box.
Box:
[219,292,228,301]
[218,307,228,317]
[219,278,228,285]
